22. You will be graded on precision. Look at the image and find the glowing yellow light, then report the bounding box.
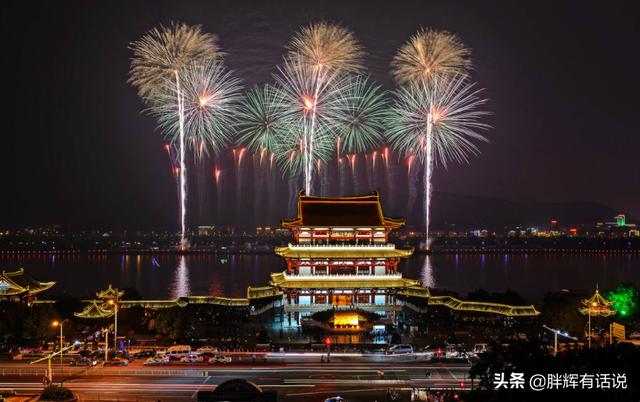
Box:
[302,95,315,111]
[333,312,359,326]
[107,299,115,306]
[199,93,214,108]
[52,320,59,327]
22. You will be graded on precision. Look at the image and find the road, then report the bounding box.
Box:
[0,354,471,401]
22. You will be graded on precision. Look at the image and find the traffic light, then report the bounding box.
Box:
[459,381,465,388]
[324,337,332,347]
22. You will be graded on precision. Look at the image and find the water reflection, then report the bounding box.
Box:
[171,256,191,298]
[420,255,435,288]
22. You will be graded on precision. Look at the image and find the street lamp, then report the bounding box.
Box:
[51,319,68,367]
[107,298,119,353]
[542,325,577,356]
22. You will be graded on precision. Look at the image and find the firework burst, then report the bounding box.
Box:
[391,28,471,86]
[330,75,387,155]
[128,23,220,101]
[288,22,364,73]
[148,59,242,157]
[236,84,289,156]
[386,75,490,247]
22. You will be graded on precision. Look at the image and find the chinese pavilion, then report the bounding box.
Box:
[269,192,419,328]
[0,268,55,303]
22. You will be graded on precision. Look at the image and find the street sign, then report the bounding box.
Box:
[611,322,625,341]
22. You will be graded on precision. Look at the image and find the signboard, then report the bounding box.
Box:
[611,322,625,341]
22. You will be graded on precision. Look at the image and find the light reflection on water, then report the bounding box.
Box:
[1,253,638,304]
[171,256,191,298]
[420,255,435,288]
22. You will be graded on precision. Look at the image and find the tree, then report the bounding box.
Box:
[23,304,58,341]
[154,308,193,341]
[0,301,26,349]
[540,291,585,336]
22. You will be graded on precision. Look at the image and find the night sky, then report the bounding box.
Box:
[2,1,639,229]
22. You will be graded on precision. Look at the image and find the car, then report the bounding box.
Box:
[144,356,169,366]
[387,344,413,354]
[133,350,156,359]
[196,346,218,355]
[103,358,129,367]
[208,354,232,364]
[69,357,97,367]
[167,345,192,359]
[324,397,346,402]
[180,354,204,363]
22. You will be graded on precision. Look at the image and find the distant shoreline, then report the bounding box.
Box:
[1,248,639,256]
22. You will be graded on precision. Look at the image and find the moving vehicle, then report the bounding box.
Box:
[472,343,489,355]
[196,346,218,355]
[208,354,232,364]
[167,345,191,359]
[180,354,204,363]
[103,358,129,367]
[133,350,156,359]
[144,356,169,366]
[69,357,97,367]
[387,344,413,354]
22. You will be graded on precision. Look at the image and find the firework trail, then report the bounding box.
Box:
[386,75,489,249]
[129,23,220,248]
[406,155,419,218]
[214,167,223,224]
[147,59,242,246]
[268,153,278,223]
[233,148,247,223]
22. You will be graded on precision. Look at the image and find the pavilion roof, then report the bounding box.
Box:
[275,245,413,259]
[282,191,404,229]
[0,268,55,297]
[74,301,115,319]
[579,289,616,317]
[96,284,124,299]
[270,271,420,289]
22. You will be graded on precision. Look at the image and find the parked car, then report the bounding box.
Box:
[103,358,129,367]
[167,345,191,360]
[180,354,204,364]
[387,344,413,354]
[208,354,232,364]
